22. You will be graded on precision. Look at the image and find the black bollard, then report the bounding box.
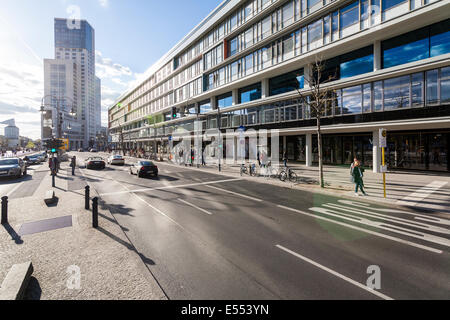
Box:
[1,196,7,225]
[92,197,98,228]
[85,186,90,210]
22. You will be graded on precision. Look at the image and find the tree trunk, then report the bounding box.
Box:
[317,117,324,188]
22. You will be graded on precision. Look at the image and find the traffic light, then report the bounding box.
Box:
[55,139,65,150]
[171,107,177,119]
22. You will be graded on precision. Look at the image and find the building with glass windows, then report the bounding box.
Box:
[43,19,101,150]
[109,0,450,172]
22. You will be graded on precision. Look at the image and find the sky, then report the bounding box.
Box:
[0,0,222,139]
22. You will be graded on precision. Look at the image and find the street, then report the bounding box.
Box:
[67,152,450,300]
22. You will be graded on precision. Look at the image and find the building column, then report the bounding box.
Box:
[261,78,269,99]
[374,40,381,71]
[306,133,312,167]
[372,130,381,173]
[232,89,239,106]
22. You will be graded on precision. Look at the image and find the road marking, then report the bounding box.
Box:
[277,205,442,254]
[205,185,263,202]
[338,200,450,226]
[276,245,394,300]
[6,182,24,197]
[99,178,242,196]
[324,203,450,235]
[396,181,448,207]
[179,199,213,215]
[310,206,450,248]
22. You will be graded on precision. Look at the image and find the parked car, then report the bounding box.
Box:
[90,148,98,153]
[107,155,125,166]
[130,161,158,178]
[25,155,42,165]
[85,157,106,170]
[78,148,84,152]
[0,158,27,178]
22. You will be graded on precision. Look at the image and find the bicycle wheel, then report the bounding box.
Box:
[280,171,287,182]
[289,171,297,183]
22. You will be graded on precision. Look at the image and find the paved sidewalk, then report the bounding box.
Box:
[0,161,166,300]
[110,152,450,215]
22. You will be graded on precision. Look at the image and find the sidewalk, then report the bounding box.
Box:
[0,161,166,300]
[112,152,450,215]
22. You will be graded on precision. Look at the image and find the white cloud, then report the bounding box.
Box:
[99,0,109,8]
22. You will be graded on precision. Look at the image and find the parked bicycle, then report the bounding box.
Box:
[240,163,257,177]
[263,161,280,179]
[279,166,297,182]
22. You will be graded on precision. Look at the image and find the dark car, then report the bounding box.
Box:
[26,155,41,165]
[85,157,106,170]
[130,161,158,178]
[0,158,27,178]
[78,148,84,152]
[90,148,98,153]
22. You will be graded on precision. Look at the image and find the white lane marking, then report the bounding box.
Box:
[324,203,450,235]
[205,185,263,202]
[310,206,450,248]
[6,182,24,197]
[338,200,450,226]
[276,245,394,300]
[396,181,448,207]
[179,199,213,215]
[277,205,442,254]
[99,178,241,196]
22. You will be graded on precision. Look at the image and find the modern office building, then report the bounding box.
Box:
[95,76,102,133]
[109,0,450,172]
[42,18,100,149]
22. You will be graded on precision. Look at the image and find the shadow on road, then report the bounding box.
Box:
[2,223,23,244]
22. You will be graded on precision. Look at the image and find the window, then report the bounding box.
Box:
[308,20,322,48]
[374,81,383,111]
[340,1,359,29]
[363,83,372,113]
[239,83,262,103]
[245,54,254,75]
[411,73,424,107]
[283,1,294,27]
[340,46,374,78]
[230,13,238,31]
[384,75,410,110]
[244,3,253,21]
[430,19,450,58]
[269,69,304,96]
[342,85,362,114]
[426,70,438,105]
[199,100,212,114]
[229,38,238,57]
[244,28,253,48]
[262,16,271,39]
[382,0,407,11]
[216,92,233,109]
[282,33,295,60]
[441,67,450,103]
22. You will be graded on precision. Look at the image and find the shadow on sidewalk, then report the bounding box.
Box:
[2,223,23,244]
[24,277,42,300]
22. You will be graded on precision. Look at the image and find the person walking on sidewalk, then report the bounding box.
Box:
[352,160,367,196]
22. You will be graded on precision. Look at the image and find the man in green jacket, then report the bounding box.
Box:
[352,160,367,196]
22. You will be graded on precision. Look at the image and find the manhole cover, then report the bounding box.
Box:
[18,216,72,236]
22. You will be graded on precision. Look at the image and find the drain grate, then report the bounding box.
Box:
[18,216,72,236]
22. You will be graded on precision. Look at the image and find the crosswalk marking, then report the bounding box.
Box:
[396,181,448,207]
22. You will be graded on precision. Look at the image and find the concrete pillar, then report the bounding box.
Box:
[372,129,381,173]
[306,133,312,167]
[261,78,269,99]
[374,40,381,71]
[211,96,217,110]
[232,89,239,106]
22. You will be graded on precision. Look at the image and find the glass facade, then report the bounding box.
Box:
[239,83,262,104]
[216,92,233,109]
[382,19,450,69]
[269,69,304,96]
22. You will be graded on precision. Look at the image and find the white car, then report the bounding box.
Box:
[108,155,125,166]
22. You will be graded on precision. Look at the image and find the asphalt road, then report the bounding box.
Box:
[73,152,450,300]
[0,162,48,199]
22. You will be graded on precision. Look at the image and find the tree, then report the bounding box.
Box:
[26,141,35,150]
[293,56,337,188]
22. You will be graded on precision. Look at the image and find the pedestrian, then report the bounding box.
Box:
[202,149,206,166]
[257,151,261,167]
[352,160,367,196]
[283,151,287,167]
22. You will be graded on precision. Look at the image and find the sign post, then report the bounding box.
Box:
[379,129,387,198]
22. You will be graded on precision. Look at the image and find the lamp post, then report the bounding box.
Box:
[217,106,222,172]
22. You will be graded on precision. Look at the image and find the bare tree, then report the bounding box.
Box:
[293,56,337,188]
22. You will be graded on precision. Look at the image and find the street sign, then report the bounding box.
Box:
[380,165,388,173]
[59,139,69,151]
[379,129,387,148]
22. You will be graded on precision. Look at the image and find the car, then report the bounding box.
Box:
[25,155,41,165]
[40,152,48,160]
[78,148,84,152]
[0,158,27,178]
[85,157,106,170]
[59,153,69,162]
[90,148,98,153]
[107,155,125,166]
[130,161,158,178]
